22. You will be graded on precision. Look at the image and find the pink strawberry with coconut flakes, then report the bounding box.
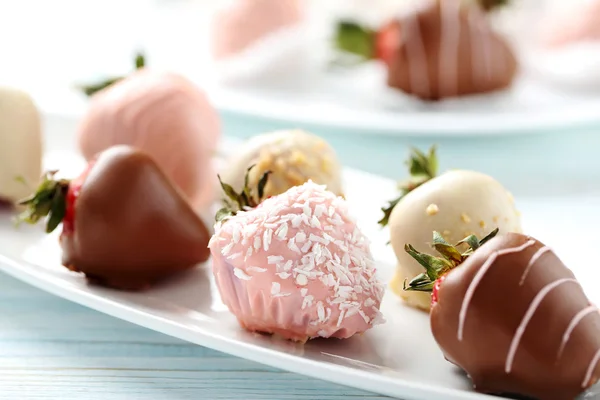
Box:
[209,176,385,342]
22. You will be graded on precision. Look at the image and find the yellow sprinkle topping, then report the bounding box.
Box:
[314,139,327,150]
[426,204,439,216]
[479,220,486,228]
[507,192,514,203]
[275,158,286,171]
[290,150,306,165]
[461,213,471,223]
[321,157,331,173]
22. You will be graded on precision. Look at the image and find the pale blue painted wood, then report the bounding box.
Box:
[0,273,391,399]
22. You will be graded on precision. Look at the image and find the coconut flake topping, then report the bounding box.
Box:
[212,181,385,333]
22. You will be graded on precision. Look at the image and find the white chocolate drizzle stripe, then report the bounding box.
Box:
[405,11,430,98]
[458,240,536,341]
[493,39,506,83]
[439,0,461,98]
[467,7,481,86]
[479,15,493,82]
[557,305,598,360]
[583,348,600,388]
[505,278,579,374]
[519,246,552,286]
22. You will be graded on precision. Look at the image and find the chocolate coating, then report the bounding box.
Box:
[431,233,600,399]
[387,0,517,100]
[0,198,11,209]
[61,146,211,290]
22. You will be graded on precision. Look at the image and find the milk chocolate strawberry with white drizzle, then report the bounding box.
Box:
[405,230,600,399]
[334,0,517,100]
[18,145,211,290]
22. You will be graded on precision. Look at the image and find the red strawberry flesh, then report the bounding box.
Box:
[431,273,447,307]
[375,21,400,67]
[63,160,95,236]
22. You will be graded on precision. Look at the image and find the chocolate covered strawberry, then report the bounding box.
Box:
[335,19,400,69]
[404,230,600,400]
[18,145,211,290]
[334,0,517,100]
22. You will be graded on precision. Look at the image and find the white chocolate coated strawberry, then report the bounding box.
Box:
[219,130,343,199]
[0,87,42,203]
[388,170,522,311]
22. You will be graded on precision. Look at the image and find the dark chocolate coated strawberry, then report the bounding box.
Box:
[18,145,211,290]
[405,231,600,400]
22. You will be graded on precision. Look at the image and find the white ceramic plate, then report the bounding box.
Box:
[2,115,600,400]
[30,64,600,139]
[197,0,600,137]
[206,67,600,137]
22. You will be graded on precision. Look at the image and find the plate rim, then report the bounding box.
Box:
[36,86,600,140]
[0,251,497,400]
[208,85,600,137]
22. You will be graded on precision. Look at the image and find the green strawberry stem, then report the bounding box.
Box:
[215,165,271,222]
[79,51,146,97]
[475,0,511,12]
[378,145,439,227]
[16,171,69,233]
[403,228,499,292]
[334,20,377,61]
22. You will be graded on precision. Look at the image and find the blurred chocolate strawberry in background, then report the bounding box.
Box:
[333,0,517,100]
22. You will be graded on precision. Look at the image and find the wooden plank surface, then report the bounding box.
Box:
[0,273,391,399]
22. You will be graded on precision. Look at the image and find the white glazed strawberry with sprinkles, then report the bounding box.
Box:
[209,172,385,342]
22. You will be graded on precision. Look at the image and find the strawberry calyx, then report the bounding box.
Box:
[78,51,146,97]
[17,171,70,234]
[473,0,511,12]
[215,165,272,223]
[334,19,401,67]
[334,20,378,62]
[17,161,95,234]
[403,228,499,294]
[378,145,439,228]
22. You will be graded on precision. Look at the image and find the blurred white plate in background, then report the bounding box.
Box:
[1,0,600,137]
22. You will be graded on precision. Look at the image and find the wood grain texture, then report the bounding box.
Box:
[0,273,391,400]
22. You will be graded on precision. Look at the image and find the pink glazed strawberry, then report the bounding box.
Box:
[209,167,385,342]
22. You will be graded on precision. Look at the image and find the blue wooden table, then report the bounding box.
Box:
[0,273,391,400]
